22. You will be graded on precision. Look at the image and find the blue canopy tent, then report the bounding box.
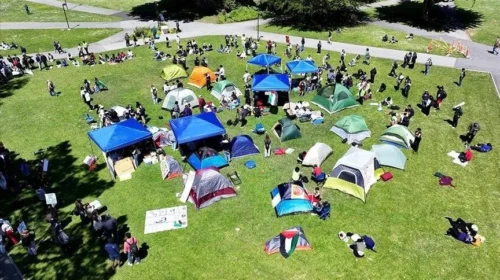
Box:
[247,54,282,73]
[252,74,290,91]
[169,112,225,145]
[286,60,318,74]
[88,119,153,179]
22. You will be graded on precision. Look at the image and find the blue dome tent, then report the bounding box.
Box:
[230,135,260,159]
[270,181,313,217]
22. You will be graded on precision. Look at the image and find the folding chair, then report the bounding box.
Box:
[227,171,242,185]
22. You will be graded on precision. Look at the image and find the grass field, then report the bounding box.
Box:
[0,29,122,56]
[1,36,500,279]
[455,0,500,45]
[260,24,453,56]
[0,0,121,22]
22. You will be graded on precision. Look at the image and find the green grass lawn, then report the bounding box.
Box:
[0,29,122,56]
[260,24,450,56]
[68,0,155,12]
[1,36,499,279]
[455,0,500,45]
[0,0,121,22]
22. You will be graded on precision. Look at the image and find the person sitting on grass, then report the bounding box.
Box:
[94,77,108,92]
[470,143,492,153]
[389,36,398,43]
[217,44,224,53]
[382,34,388,42]
[312,164,326,180]
[292,167,303,182]
[458,144,473,163]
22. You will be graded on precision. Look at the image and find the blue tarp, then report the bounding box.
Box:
[88,119,152,153]
[247,54,281,67]
[169,112,226,144]
[286,60,318,74]
[252,74,290,92]
[230,135,260,158]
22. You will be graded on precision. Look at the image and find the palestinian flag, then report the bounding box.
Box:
[279,229,300,258]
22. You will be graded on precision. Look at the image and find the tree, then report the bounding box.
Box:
[264,0,372,30]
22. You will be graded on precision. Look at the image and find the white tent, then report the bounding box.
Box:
[162,88,199,112]
[302,142,333,166]
[324,146,378,202]
[110,105,128,118]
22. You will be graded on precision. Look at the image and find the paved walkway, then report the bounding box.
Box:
[24,0,134,19]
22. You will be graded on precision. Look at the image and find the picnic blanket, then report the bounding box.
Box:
[447,151,469,167]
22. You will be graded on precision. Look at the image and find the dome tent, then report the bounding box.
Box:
[330,115,371,144]
[270,181,313,217]
[312,84,359,114]
[211,80,242,101]
[323,146,379,202]
[188,66,216,88]
[180,168,237,210]
[272,118,301,142]
[265,226,312,258]
[380,125,415,149]
[160,64,188,81]
[162,88,199,112]
[230,135,260,159]
[302,143,333,167]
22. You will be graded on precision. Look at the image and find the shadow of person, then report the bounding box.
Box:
[138,243,150,260]
[444,119,453,125]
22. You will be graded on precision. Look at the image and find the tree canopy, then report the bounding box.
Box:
[263,0,372,30]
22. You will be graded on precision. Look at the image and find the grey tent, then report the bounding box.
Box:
[179,168,237,209]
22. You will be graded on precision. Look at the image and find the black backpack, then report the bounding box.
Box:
[127,240,139,255]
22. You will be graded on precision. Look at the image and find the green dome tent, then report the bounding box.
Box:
[330,115,371,144]
[272,118,301,142]
[312,84,359,114]
[160,65,188,81]
[379,125,415,149]
[211,80,242,100]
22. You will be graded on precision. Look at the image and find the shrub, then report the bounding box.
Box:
[133,26,153,38]
[216,6,259,23]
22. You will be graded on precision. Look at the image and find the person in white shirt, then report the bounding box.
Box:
[127,50,134,58]
[218,65,225,78]
[306,55,313,61]
[243,71,251,86]
[175,35,180,46]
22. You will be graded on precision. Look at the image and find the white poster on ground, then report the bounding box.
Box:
[144,206,188,234]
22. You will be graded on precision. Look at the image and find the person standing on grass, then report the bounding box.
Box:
[151,85,158,104]
[492,37,499,55]
[124,232,140,266]
[340,49,346,63]
[24,4,30,15]
[205,73,212,91]
[424,58,432,75]
[165,37,170,48]
[104,238,121,270]
[198,96,206,113]
[264,134,272,158]
[176,21,181,32]
[457,68,466,86]
[411,128,422,152]
[451,106,463,128]
[317,41,322,54]
[133,35,138,47]
[327,30,332,44]
[363,48,370,65]
[370,67,377,83]
[388,61,398,77]
[47,80,56,96]
[81,87,93,110]
[301,37,305,52]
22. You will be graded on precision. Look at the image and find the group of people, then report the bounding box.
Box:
[80,78,108,109]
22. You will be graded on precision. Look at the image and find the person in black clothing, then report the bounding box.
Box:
[445,217,478,237]
[370,67,377,83]
[317,41,322,53]
[402,52,410,68]
[404,104,415,119]
[165,37,170,48]
[101,215,119,243]
[335,72,343,84]
[205,73,212,91]
[458,68,466,86]
[411,128,422,152]
[465,122,480,143]
[410,52,417,69]
[402,76,411,97]
[194,56,200,66]
[176,79,183,88]
[244,85,251,105]
[176,21,181,32]
[451,106,463,128]
[124,33,130,47]
[40,54,49,69]
[398,112,410,127]
[388,61,398,77]
[434,85,447,109]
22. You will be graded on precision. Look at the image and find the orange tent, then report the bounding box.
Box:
[188,66,216,88]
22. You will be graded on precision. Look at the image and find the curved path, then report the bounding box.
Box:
[3,1,499,93]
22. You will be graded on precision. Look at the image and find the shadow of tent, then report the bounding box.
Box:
[375,1,483,32]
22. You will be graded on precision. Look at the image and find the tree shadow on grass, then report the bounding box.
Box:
[269,8,371,31]
[0,77,29,107]
[128,0,256,22]
[375,1,483,32]
[0,140,117,279]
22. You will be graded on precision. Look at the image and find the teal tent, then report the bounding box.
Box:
[272,118,301,142]
[371,144,407,170]
[312,84,359,114]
